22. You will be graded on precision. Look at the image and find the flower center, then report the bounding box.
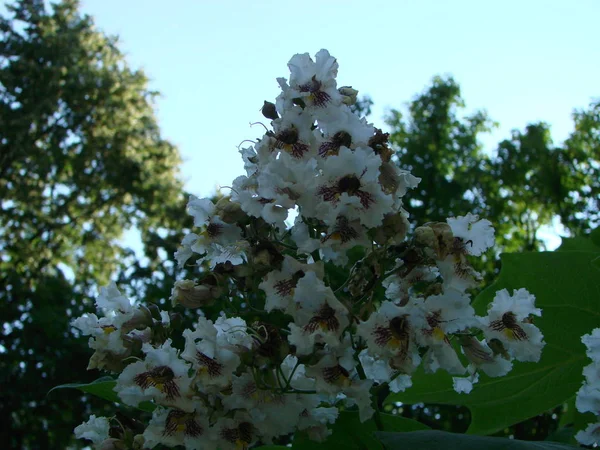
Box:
[490,312,528,341]
[338,175,361,195]
[133,365,180,400]
[163,409,203,437]
[304,303,340,334]
[196,351,224,377]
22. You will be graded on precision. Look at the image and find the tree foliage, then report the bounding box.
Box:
[0,0,186,447]
[386,75,599,256]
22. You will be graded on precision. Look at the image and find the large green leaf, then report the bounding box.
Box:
[386,249,600,435]
[49,377,156,413]
[375,430,580,449]
[291,411,429,449]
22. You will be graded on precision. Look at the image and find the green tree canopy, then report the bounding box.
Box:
[386,76,599,256]
[0,0,186,447]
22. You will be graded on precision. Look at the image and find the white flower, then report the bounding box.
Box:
[359,349,413,393]
[315,107,374,157]
[259,255,324,312]
[214,315,253,349]
[270,106,317,160]
[288,272,349,355]
[447,213,495,256]
[223,372,304,441]
[577,383,600,414]
[576,420,600,446]
[357,300,425,372]
[74,415,110,446]
[187,195,216,227]
[174,232,199,268]
[452,369,480,394]
[257,152,317,210]
[72,312,129,354]
[319,214,371,267]
[142,406,214,450]
[210,412,258,450]
[481,288,544,362]
[181,318,241,390]
[115,339,194,411]
[290,217,321,255]
[583,328,600,362]
[311,147,393,228]
[232,175,289,230]
[276,49,341,114]
[96,282,132,314]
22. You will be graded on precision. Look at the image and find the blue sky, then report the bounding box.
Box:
[80,0,599,206]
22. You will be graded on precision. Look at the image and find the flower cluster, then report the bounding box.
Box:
[72,50,545,449]
[575,328,600,446]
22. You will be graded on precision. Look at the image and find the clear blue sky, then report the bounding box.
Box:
[80,0,599,205]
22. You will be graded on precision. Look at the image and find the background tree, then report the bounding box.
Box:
[385,75,599,257]
[0,0,188,447]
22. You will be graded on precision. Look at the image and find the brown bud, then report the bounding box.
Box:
[122,306,153,332]
[170,279,221,309]
[132,434,145,450]
[88,349,131,372]
[459,335,494,365]
[215,196,248,224]
[428,222,454,258]
[373,212,409,245]
[339,86,358,105]
[261,100,278,120]
[488,338,510,360]
[414,225,436,249]
[99,438,126,450]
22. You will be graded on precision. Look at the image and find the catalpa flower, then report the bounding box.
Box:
[270,106,317,159]
[115,339,194,412]
[259,255,324,313]
[181,317,241,390]
[211,412,258,450]
[357,300,425,373]
[312,146,393,228]
[276,49,341,114]
[74,415,110,448]
[288,272,350,355]
[315,107,374,158]
[143,405,213,450]
[447,213,495,257]
[319,214,371,266]
[480,288,544,362]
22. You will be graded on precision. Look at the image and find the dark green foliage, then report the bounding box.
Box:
[0,0,186,447]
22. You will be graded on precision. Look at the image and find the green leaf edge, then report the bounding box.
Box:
[49,377,156,413]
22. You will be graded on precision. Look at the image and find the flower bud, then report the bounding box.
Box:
[373,212,409,245]
[132,434,145,450]
[261,100,279,120]
[339,86,358,105]
[122,306,153,332]
[414,225,436,249]
[488,338,511,360]
[88,349,131,372]
[215,196,248,224]
[459,335,494,365]
[170,279,221,309]
[428,222,454,258]
[99,438,126,450]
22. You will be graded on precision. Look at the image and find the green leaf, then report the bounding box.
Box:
[557,236,600,252]
[375,430,580,449]
[590,227,600,248]
[254,447,289,450]
[386,250,600,435]
[49,377,155,413]
[291,411,429,449]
